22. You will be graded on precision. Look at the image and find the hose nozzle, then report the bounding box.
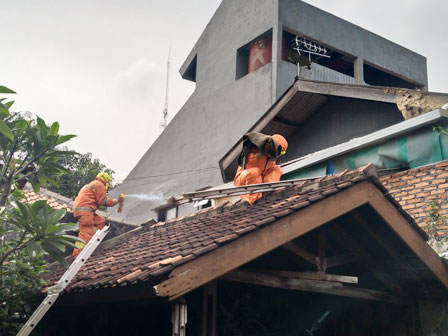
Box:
[118,194,125,213]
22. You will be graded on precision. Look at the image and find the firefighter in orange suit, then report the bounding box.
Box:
[234,133,288,205]
[72,172,120,258]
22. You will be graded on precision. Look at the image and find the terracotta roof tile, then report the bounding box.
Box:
[23,186,72,212]
[45,164,395,293]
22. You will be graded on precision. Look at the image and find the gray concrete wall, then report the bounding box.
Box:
[111,0,278,222]
[276,0,428,98]
[181,0,276,97]
[112,0,429,223]
[283,97,404,162]
[112,0,279,223]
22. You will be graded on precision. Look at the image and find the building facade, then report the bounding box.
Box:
[113,0,427,223]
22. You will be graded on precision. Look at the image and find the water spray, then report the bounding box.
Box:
[125,192,164,202]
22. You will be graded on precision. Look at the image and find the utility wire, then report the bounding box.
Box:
[119,166,219,182]
[50,166,220,187]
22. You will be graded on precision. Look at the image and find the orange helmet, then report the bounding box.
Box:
[272,134,288,155]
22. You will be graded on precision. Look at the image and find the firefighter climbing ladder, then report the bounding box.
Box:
[17,224,112,336]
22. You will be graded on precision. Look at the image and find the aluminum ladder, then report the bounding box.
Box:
[17,223,111,336]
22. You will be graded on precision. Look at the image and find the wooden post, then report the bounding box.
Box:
[172,298,187,336]
[317,227,327,272]
[201,281,217,336]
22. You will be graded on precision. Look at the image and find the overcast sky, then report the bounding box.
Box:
[1,0,447,181]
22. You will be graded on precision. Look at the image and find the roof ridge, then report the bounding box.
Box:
[147,164,378,229]
[24,183,74,205]
[256,164,378,205]
[84,165,379,255]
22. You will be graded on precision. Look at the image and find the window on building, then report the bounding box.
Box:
[282,30,355,77]
[363,63,420,89]
[236,30,273,80]
[157,206,178,222]
[193,199,212,211]
[183,55,197,82]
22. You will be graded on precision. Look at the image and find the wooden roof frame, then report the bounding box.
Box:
[155,179,448,301]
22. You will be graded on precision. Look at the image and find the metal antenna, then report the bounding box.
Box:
[161,47,171,129]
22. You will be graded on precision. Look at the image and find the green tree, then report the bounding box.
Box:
[0,85,82,335]
[47,149,115,198]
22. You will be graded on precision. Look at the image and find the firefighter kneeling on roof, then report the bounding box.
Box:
[72,172,121,258]
[234,132,288,204]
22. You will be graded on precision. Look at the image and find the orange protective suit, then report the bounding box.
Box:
[234,134,288,204]
[72,178,118,258]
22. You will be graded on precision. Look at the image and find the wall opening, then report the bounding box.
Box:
[363,63,419,89]
[282,30,355,77]
[236,30,273,80]
[157,206,178,222]
[183,55,197,82]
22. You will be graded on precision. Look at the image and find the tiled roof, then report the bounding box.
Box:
[23,185,72,212]
[22,184,138,227]
[380,160,448,237]
[46,164,398,293]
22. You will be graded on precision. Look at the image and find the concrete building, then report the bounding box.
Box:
[113,0,428,223]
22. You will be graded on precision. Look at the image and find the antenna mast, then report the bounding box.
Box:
[162,47,171,129]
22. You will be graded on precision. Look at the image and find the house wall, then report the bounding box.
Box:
[276,0,428,95]
[112,0,429,223]
[380,160,448,235]
[283,97,404,162]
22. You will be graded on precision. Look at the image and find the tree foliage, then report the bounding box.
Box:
[425,200,448,258]
[0,85,81,334]
[47,149,115,198]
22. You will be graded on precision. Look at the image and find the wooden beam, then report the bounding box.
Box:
[222,270,408,305]
[258,269,358,284]
[282,241,317,266]
[317,227,327,272]
[154,181,371,300]
[273,116,301,128]
[296,79,397,103]
[201,281,217,336]
[351,211,422,282]
[283,241,357,269]
[330,223,404,294]
[366,181,448,289]
[219,84,300,180]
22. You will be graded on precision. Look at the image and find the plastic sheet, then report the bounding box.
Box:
[284,124,448,180]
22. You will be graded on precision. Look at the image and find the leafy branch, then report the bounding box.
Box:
[424,200,448,258]
[0,85,81,334]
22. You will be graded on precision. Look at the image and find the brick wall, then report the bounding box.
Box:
[380,160,448,237]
